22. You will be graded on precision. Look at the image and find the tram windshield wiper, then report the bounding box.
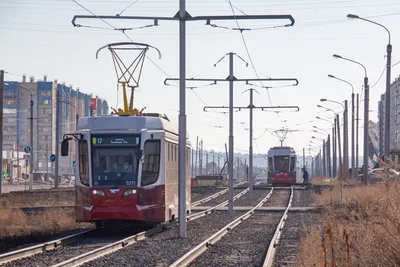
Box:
[112,153,133,188]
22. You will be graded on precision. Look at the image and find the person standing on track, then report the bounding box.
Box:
[302,167,309,186]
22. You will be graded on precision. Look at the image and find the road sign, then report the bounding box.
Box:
[50,154,56,162]
[72,160,76,168]
[23,154,30,159]
[24,146,31,153]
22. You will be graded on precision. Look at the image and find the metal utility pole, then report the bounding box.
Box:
[356,93,359,175]
[212,152,215,175]
[333,118,337,177]
[343,100,349,179]
[0,70,3,194]
[303,148,305,168]
[55,88,60,189]
[28,92,34,192]
[194,136,198,177]
[363,78,370,184]
[379,100,384,158]
[337,114,343,177]
[46,143,49,183]
[244,158,247,181]
[205,151,208,174]
[327,134,331,177]
[199,140,203,175]
[72,8,295,238]
[385,42,392,162]
[322,139,326,177]
[351,93,356,178]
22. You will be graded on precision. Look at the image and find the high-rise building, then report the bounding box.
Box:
[378,74,400,160]
[2,75,109,178]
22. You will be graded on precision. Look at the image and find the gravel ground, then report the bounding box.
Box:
[2,227,145,267]
[263,189,290,207]
[292,188,313,207]
[82,211,245,267]
[233,189,268,207]
[191,187,225,203]
[189,212,283,267]
[272,211,322,267]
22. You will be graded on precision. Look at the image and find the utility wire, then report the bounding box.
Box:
[117,0,140,16]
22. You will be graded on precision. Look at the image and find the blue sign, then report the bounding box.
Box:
[72,160,76,167]
[50,154,56,162]
[24,146,31,153]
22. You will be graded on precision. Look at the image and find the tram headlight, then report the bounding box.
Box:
[93,189,105,196]
[123,189,137,196]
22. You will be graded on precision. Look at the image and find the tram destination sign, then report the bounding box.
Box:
[91,135,140,146]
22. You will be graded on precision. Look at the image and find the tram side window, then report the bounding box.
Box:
[290,157,296,172]
[268,157,274,172]
[79,140,90,186]
[142,140,161,186]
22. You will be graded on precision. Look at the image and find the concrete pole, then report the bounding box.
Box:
[322,140,326,177]
[228,52,234,215]
[205,151,208,174]
[379,100,384,158]
[46,143,49,184]
[55,87,60,189]
[327,134,331,177]
[332,120,337,177]
[384,43,392,161]
[29,97,34,192]
[356,93,359,175]
[0,70,3,194]
[178,0,187,238]
[303,147,305,168]
[212,152,215,175]
[351,93,356,178]
[194,136,198,176]
[337,114,343,177]
[249,88,254,195]
[343,100,349,179]
[363,78,369,185]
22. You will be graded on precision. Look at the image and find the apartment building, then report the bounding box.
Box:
[378,74,400,159]
[3,75,109,178]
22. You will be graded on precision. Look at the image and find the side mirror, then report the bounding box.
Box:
[61,139,69,156]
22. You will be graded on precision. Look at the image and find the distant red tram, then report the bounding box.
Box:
[61,113,191,228]
[267,146,297,185]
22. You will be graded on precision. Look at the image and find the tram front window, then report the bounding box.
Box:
[91,134,140,186]
[274,156,290,172]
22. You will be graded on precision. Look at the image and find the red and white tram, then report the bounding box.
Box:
[61,113,191,228]
[267,146,297,185]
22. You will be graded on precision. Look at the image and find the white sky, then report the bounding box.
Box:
[1,0,400,156]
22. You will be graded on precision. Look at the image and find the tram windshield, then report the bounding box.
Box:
[274,156,290,172]
[91,134,140,186]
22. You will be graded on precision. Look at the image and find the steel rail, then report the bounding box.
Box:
[51,221,177,267]
[0,229,95,265]
[187,188,249,221]
[169,187,274,267]
[262,186,294,267]
[191,188,228,207]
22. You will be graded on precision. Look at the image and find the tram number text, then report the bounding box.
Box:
[126,181,136,186]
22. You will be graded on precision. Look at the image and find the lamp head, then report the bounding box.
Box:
[317,104,322,108]
[320,99,327,102]
[313,126,317,128]
[333,54,342,59]
[347,14,359,19]
[328,74,335,78]
[316,116,321,119]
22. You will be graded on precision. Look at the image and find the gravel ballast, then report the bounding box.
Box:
[262,189,290,207]
[189,212,283,267]
[2,227,144,267]
[292,188,313,207]
[232,189,268,207]
[82,211,245,267]
[191,186,225,202]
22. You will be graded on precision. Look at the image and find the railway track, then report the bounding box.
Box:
[0,187,250,267]
[170,186,294,267]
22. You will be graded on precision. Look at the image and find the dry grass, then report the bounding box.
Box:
[297,174,400,266]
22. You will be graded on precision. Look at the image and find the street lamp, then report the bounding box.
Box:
[328,74,357,179]
[347,14,391,161]
[333,53,369,184]
[316,116,337,177]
